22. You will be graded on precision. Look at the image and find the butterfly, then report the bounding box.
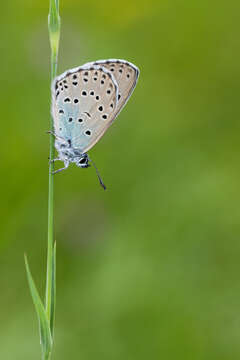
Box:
[50,59,139,189]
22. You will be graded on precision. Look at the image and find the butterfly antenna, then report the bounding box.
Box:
[88,156,107,190]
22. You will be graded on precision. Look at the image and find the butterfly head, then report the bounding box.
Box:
[75,153,90,168]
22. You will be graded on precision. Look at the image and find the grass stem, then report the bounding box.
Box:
[25,2,60,359]
[45,0,60,354]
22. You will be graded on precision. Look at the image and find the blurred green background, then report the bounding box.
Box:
[1,0,240,359]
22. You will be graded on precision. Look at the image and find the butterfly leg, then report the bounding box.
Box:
[51,160,70,175]
[46,130,69,146]
[49,157,61,165]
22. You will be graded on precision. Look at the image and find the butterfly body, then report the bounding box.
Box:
[51,59,139,180]
[54,137,90,169]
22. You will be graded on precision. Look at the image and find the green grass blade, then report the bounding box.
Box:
[24,255,52,357]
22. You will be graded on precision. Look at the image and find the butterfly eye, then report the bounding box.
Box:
[78,156,89,168]
[79,158,87,165]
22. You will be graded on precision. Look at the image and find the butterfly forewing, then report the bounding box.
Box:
[52,65,118,153]
[91,59,139,117]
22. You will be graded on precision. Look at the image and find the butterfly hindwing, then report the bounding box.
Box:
[52,65,118,153]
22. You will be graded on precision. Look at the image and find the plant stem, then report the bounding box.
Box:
[46,49,57,331]
[25,3,60,360]
[43,351,51,360]
[46,0,60,351]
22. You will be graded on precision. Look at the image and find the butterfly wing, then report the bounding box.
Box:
[52,64,119,153]
[51,59,139,154]
[88,59,139,117]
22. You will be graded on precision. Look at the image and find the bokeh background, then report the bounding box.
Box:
[1,0,240,359]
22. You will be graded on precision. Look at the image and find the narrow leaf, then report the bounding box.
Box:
[24,255,52,357]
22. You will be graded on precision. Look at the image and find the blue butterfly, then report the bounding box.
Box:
[50,59,139,189]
